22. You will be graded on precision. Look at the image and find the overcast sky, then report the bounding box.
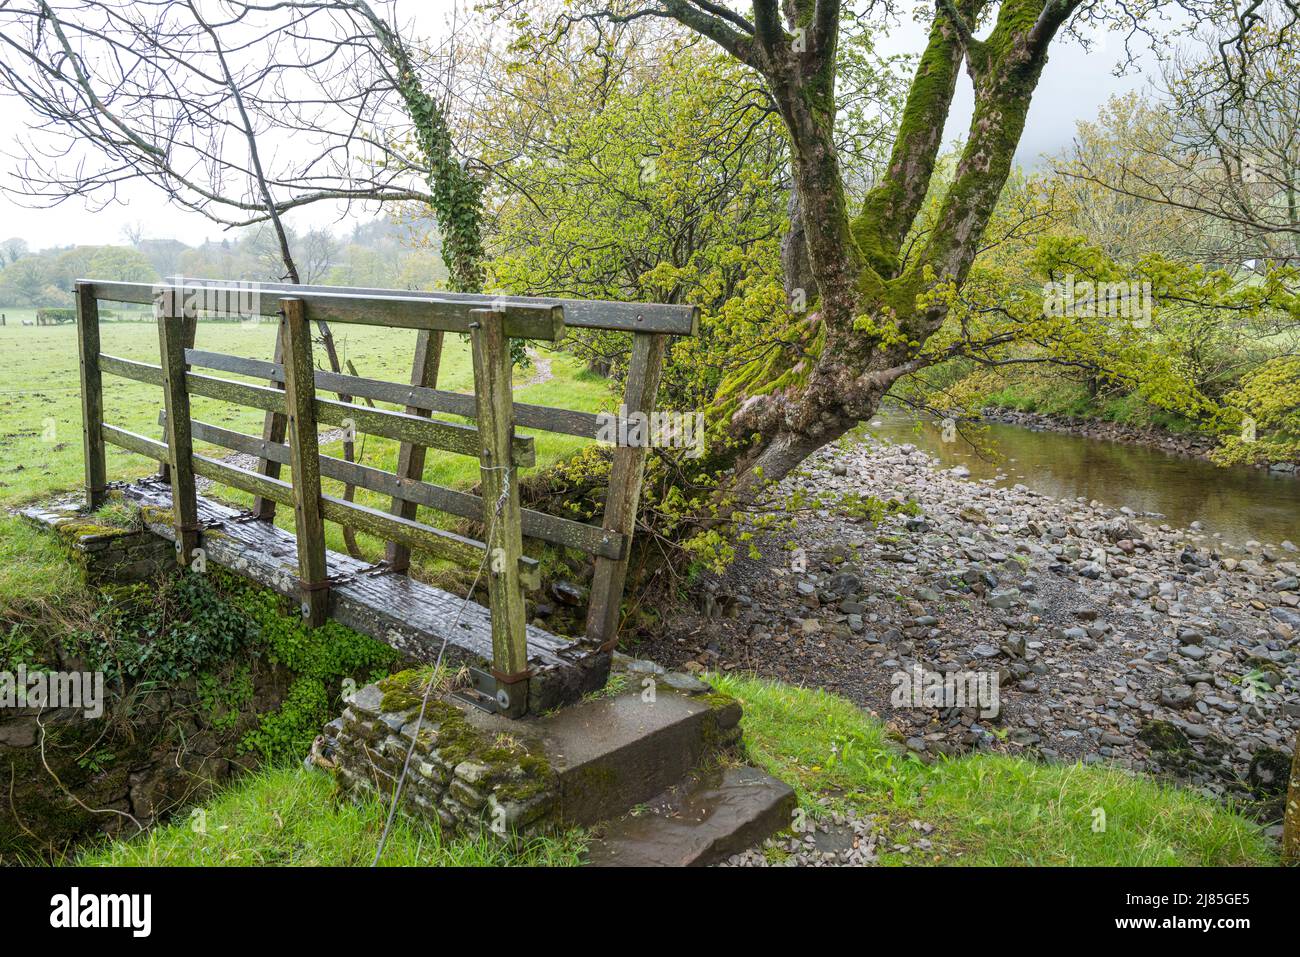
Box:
[0,1,1155,253]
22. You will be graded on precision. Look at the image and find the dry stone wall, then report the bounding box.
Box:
[314,656,744,840]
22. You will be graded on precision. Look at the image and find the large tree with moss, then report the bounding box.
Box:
[492,0,1287,494]
[485,0,1075,489]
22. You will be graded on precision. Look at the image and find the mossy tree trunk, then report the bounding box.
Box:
[613,0,1083,494]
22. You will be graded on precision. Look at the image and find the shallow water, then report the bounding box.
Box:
[865,409,1300,550]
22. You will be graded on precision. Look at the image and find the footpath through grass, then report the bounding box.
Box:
[75,673,1275,868]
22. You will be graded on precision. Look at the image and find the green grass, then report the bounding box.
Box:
[918,756,1273,866]
[0,515,85,611]
[73,672,1277,867]
[711,673,914,806]
[0,320,616,570]
[75,765,585,867]
[0,307,149,325]
[983,379,1199,434]
[712,673,1276,867]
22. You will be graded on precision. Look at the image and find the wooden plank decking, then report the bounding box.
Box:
[120,479,609,712]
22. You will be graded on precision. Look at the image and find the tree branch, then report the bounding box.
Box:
[936,0,975,50]
[751,0,785,65]
[808,0,839,59]
[850,0,987,277]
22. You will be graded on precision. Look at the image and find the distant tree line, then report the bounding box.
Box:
[0,217,448,309]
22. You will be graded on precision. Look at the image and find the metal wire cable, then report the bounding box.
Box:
[371,463,512,866]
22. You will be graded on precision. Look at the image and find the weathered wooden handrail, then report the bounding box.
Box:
[183,348,603,439]
[82,280,567,338]
[97,354,536,466]
[166,414,626,558]
[79,278,697,336]
[75,277,694,716]
[104,429,547,575]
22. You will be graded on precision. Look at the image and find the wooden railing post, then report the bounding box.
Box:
[280,297,329,627]
[469,308,529,717]
[385,328,445,572]
[155,287,201,567]
[584,331,669,650]
[252,314,289,519]
[75,282,107,512]
[158,309,198,485]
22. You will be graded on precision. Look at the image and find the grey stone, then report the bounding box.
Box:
[1159,686,1195,709]
[987,590,1020,609]
[586,767,796,867]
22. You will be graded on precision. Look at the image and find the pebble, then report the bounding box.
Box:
[643,437,1299,827]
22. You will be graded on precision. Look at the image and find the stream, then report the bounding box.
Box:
[865,409,1300,551]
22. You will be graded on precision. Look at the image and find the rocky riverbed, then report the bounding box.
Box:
[633,437,1300,829]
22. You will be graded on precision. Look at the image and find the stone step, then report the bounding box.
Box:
[584,766,796,867]
[460,669,743,827]
[322,655,791,844]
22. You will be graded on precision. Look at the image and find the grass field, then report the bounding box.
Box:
[0,319,615,567]
[75,673,1275,867]
[0,308,40,326]
[0,306,151,327]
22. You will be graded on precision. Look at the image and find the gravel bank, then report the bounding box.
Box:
[634,437,1299,836]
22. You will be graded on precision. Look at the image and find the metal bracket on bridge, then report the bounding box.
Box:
[455,665,531,718]
[358,558,398,578]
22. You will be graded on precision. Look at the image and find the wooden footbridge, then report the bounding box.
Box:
[73,278,697,716]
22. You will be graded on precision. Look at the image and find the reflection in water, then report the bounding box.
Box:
[866,409,1300,548]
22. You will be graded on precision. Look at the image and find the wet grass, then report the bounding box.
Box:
[72,671,1277,868]
[0,515,85,612]
[917,755,1275,866]
[0,320,612,511]
[75,764,586,867]
[712,673,1276,867]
